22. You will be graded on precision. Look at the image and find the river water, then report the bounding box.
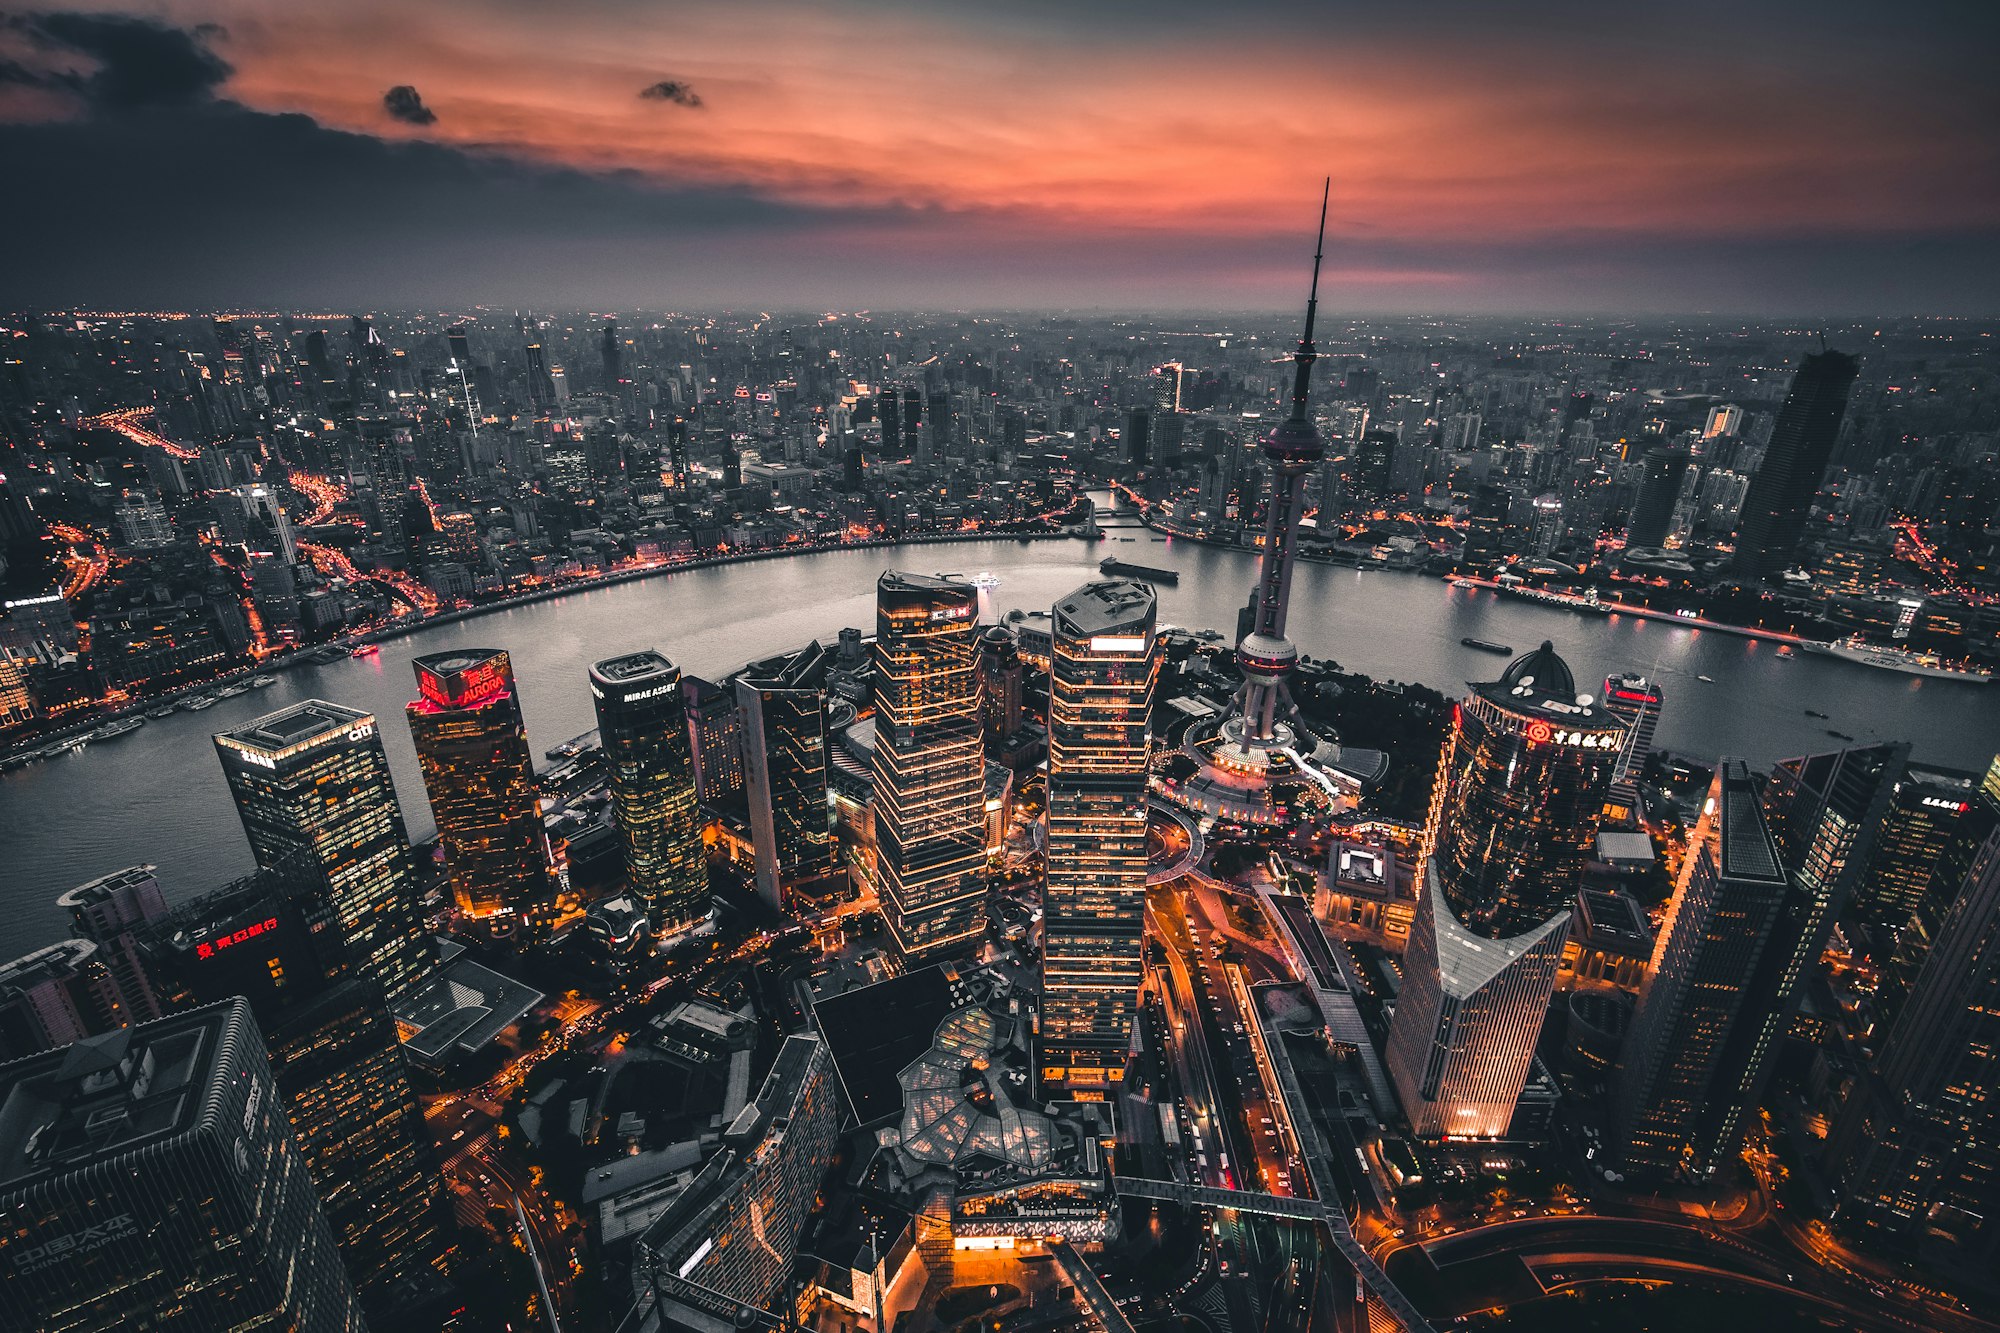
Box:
[4,499,1995,959]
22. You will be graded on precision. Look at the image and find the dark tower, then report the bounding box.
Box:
[1732,349,1860,577]
[1627,444,1689,550]
[590,652,708,933]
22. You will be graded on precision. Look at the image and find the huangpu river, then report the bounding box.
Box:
[4,496,1996,958]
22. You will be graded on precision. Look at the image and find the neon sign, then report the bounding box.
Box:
[195,917,279,959]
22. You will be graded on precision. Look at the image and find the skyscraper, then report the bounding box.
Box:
[871,571,988,961]
[1731,348,1861,577]
[1611,761,1789,1178]
[1826,760,2000,1265]
[55,864,171,1025]
[973,624,1025,754]
[1385,867,1570,1140]
[737,642,835,909]
[1626,444,1688,549]
[1356,428,1398,500]
[149,871,451,1313]
[636,1034,841,1325]
[405,650,556,937]
[1684,744,1903,1173]
[1039,580,1160,1093]
[0,1000,367,1333]
[1427,642,1626,938]
[216,700,434,1002]
[1851,761,1984,928]
[591,651,708,932]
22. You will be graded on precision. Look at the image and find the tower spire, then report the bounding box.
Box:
[1288,177,1330,424]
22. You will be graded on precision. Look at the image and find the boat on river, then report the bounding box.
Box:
[1460,637,1513,655]
[1802,637,1992,684]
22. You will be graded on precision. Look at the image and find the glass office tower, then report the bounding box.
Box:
[590,651,708,932]
[1385,865,1570,1140]
[0,1000,366,1333]
[405,650,555,936]
[871,572,988,961]
[216,699,434,1002]
[1039,580,1159,1093]
[1611,761,1790,1178]
[1427,641,1626,938]
[736,642,835,909]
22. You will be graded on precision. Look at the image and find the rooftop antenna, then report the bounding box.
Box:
[1288,177,1332,424]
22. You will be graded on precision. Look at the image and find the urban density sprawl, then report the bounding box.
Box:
[2,9,1999,1333]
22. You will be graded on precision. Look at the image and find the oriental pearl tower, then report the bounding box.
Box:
[1166,182,1352,825]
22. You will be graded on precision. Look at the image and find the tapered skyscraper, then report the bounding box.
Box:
[1039,580,1160,1093]
[1732,348,1860,577]
[406,650,556,937]
[871,571,988,961]
[1385,866,1569,1139]
[591,651,708,932]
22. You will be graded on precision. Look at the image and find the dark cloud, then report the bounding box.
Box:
[381,84,436,125]
[637,79,703,108]
[4,11,230,109]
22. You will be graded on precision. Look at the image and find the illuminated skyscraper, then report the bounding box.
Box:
[636,1034,841,1325]
[591,651,708,932]
[1851,761,1984,928]
[1612,761,1789,1178]
[405,650,556,936]
[1826,759,2000,1264]
[1427,642,1626,938]
[1039,580,1160,1093]
[973,624,1025,754]
[737,643,835,909]
[1681,743,1902,1173]
[149,871,451,1313]
[1732,348,1860,577]
[1385,866,1569,1140]
[0,1000,366,1333]
[216,700,434,1002]
[872,571,988,961]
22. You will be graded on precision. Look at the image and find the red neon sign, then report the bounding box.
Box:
[1525,720,1553,745]
[195,917,279,960]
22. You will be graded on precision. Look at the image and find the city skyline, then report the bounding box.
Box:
[0,14,1997,1320]
[2,3,1998,311]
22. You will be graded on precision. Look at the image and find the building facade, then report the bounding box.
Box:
[55,865,171,1026]
[0,1001,366,1333]
[1039,580,1160,1093]
[736,642,835,909]
[1826,759,2000,1269]
[1599,673,1664,807]
[590,651,708,932]
[405,650,556,936]
[1611,761,1789,1178]
[1731,348,1861,578]
[149,871,451,1312]
[871,572,988,961]
[636,1034,842,1323]
[1427,642,1625,938]
[1385,866,1570,1140]
[216,699,434,1002]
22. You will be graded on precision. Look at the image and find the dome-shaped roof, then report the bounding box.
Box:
[1500,640,1575,696]
[978,624,1015,647]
